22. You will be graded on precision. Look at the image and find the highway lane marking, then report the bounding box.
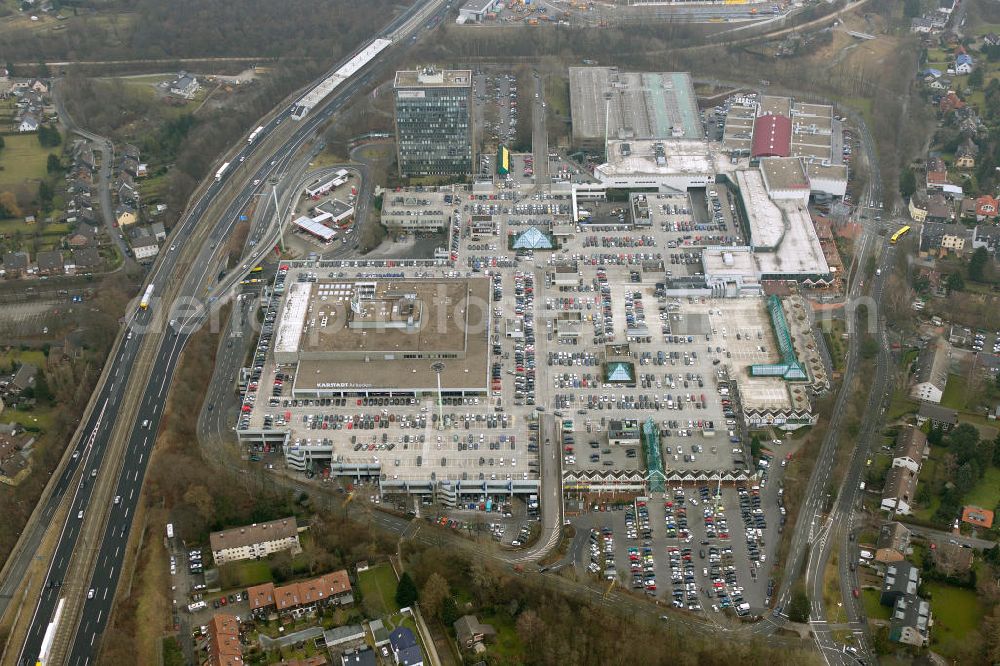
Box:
[134,470,139,481]
[115,546,120,558]
[130,488,134,500]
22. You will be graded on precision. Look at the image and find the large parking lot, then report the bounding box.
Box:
[574,482,785,614]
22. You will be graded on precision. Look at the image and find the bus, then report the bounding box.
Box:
[139,284,155,310]
[890,225,911,244]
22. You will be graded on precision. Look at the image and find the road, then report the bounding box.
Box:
[8,2,451,664]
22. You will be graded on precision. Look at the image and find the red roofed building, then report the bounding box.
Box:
[246,570,353,617]
[962,505,994,529]
[751,114,792,159]
[975,195,998,221]
[246,583,275,611]
[204,613,243,666]
[939,91,965,114]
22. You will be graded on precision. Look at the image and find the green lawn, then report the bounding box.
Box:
[357,564,399,617]
[477,610,522,659]
[224,559,272,588]
[0,134,60,190]
[0,349,48,370]
[941,373,968,410]
[925,582,985,659]
[887,389,918,422]
[964,466,1000,510]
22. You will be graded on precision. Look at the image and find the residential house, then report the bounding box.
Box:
[115,205,137,227]
[205,613,242,666]
[960,197,979,220]
[29,78,48,94]
[388,627,423,666]
[2,252,29,278]
[35,250,64,276]
[890,594,932,647]
[169,71,200,99]
[454,615,496,650]
[368,619,390,647]
[875,522,911,563]
[931,541,974,576]
[955,53,974,75]
[908,196,928,223]
[7,364,38,399]
[955,139,977,169]
[881,466,919,515]
[209,517,300,564]
[972,224,1000,257]
[911,17,935,33]
[938,0,956,14]
[115,174,138,205]
[0,425,34,484]
[938,91,965,115]
[119,156,140,178]
[72,248,103,273]
[916,403,958,430]
[18,113,38,133]
[892,427,927,474]
[910,337,951,403]
[984,33,1000,47]
[975,195,998,222]
[246,570,352,618]
[924,194,957,223]
[131,235,159,262]
[67,226,97,248]
[961,505,994,529]
[151,222,167,242]
[925,168,950,191]
[322,624,365,651]
[121,143,140,162]
[881,561,920,607]
[340,649,377,666]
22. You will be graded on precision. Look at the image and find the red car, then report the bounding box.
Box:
[852,588,859,599]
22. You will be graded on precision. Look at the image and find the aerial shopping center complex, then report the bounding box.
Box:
[236,67,841,503]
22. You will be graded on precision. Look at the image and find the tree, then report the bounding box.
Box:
[899,168,917,198]
[787,588,810,623]
[0,135,5,151]
[750,435,762,460]
[0,191,21,218]
[947,272,965,292]
[38,180,53,211]
[969,246,989,282]
[515,609,546,653]
[420,572,450,620]
[36,125,61,148]
[395,572,418,608]
[46,154,61,174]
[970,67,985,88]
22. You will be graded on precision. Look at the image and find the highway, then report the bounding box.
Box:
[9,1,451,663]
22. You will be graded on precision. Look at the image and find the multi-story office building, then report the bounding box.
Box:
[394,68,472,177]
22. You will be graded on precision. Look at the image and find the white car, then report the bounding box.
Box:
[88,589,95,599]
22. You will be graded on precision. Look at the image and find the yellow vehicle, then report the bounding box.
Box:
[890,225,911,244]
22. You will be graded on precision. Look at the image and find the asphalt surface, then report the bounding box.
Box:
[12,2,451,664]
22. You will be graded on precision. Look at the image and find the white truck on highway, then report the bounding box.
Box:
[248,126,264,143]
[215,162,231,182]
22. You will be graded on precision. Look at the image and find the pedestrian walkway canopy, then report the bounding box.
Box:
[643,417,665,494]
[750,295,808,380]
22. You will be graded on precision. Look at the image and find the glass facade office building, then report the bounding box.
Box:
[394,68,473,178]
